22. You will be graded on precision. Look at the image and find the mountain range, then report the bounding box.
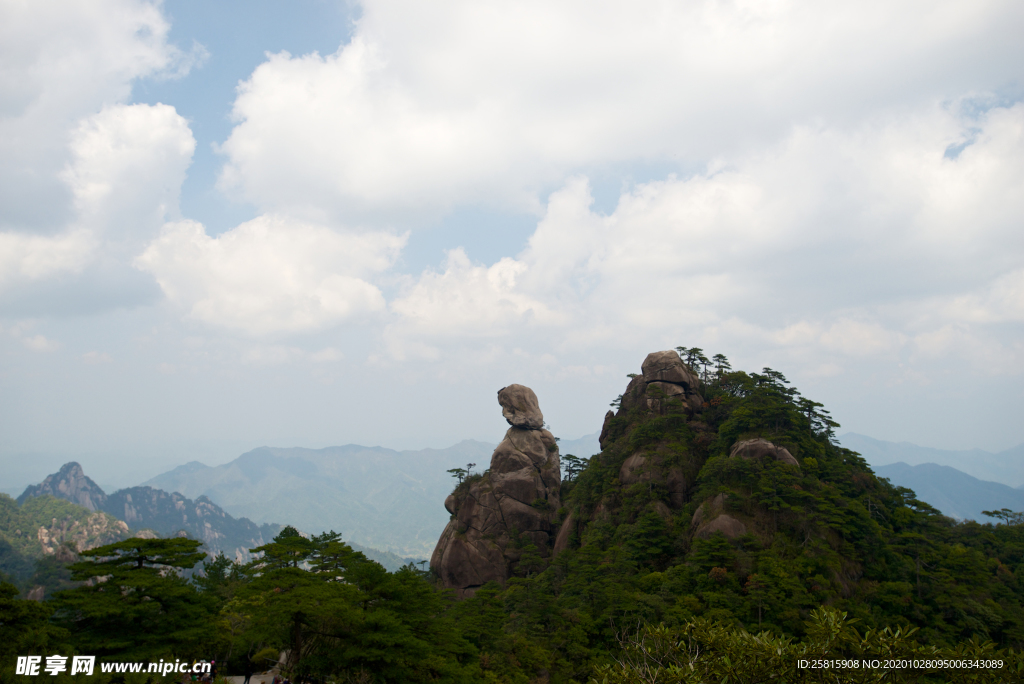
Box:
[873,461,1024,522]
[10,430,1022,570]
[18,462,281,562]
[839,432,1024,486]
[140,433,600,559]
[143,440,500,558]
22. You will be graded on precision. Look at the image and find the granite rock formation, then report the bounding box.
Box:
[691,493,748,540]
[35,511,130,555]
[20,464,282,561]
[600,350,703,450]
[730,438,800,468]
[18,462,108,512]
[557,349,723,558]
[431,384,560,597]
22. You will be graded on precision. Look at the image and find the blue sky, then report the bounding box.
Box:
[2,0,1023,491]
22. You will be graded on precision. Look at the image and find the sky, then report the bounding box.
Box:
[2,0,1023,492]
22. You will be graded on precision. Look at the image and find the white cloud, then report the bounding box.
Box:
[0,229,96,288]
[82,351,112,365]
[217,0,1024,219]
[0,0,193,232]
[819,320,905,357]
[136,215,406,335]
[386,102,1024,374]
[22,334,59,352]
[0,103,195,298]
[0,0,197,310]
[391,248,556,335]
[945,269,1024,323]
[62,103,195,241]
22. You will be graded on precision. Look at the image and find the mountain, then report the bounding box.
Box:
[503,349,1024,648]
[839,432,1024,486]
[18,464,281,561]
[17,462,108,511]
[874,461,1024,522]
[0,493,130,586]
[558,431,601,459]
[143,440,498,557]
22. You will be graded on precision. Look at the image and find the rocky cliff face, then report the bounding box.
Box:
[19,466,281,561]
[35,510,129,555]
[18,462,108,512]
[559,349,808,554]
[431,384,560,597]
[104,487,282,562]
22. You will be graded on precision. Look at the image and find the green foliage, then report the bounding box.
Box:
[0,494,126,578]
[591,607,1021,683]
[51,537,217,660]
[211,529,479,682]
[0,581,67,660]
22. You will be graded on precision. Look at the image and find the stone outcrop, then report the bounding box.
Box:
[618,350,703,417]
[35,511,130,555]
[730,438,800,467]
[691,493,748,540]
[431,384,561,597]
[19,462,108,512]
[618,453,688,507]
[498,384,545,429]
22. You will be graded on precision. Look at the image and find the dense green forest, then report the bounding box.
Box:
[4,349,1024,683]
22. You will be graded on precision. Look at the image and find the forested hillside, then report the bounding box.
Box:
[4,349,1024,683]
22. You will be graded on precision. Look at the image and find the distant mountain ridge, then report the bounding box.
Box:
[143,440,501,557]
[18,463,281,561]
[874,462,1024,522]
[558,432,601,459]
[839,432,1024,486]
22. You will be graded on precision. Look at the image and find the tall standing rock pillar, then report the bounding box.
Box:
[430,384,561,597]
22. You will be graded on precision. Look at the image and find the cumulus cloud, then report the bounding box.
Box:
[217,0,1024,220]
[0,0,195,231]
[0,229,96,288]
[22,334,60,352]
[62,104,195,242]
[0,2,198,313]
[136,215,406,335]
[387,102,1024,373]
[0,103,195,301]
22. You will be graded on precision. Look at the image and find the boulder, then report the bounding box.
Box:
[619,453,651,484]
[618,351,704,415]
[692,493,748,539]
[498,384,544,429]
[695,514,747,540]
[641,350,700,388]
[730,438,799,467]
[618,453,688,507]
[431,385,560,597]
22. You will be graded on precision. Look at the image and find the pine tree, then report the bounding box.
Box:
[52,537,217,659]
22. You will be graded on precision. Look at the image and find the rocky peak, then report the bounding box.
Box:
[18,462,108,512]
[498,384,545,429]
[18,463,280,561]
[599,349,704,450]
[431,384,561,597]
